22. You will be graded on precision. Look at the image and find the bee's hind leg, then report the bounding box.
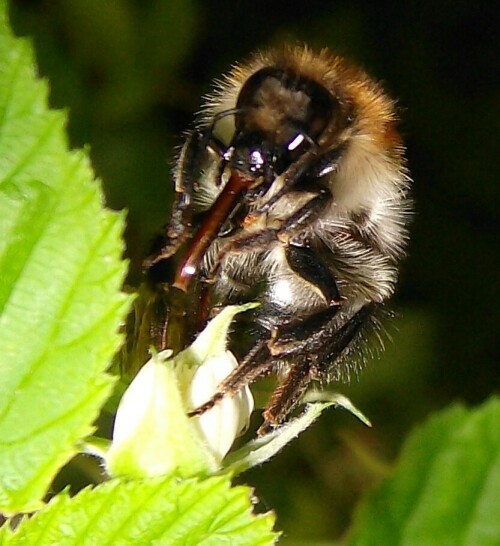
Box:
[259,303,377,434]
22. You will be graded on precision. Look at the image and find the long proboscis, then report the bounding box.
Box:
[173,169,255,292]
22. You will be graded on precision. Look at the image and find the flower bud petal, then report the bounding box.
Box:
[106,351,216,478]
[189,351,254,462]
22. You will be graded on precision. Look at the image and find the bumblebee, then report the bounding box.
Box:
[145,45,411,433]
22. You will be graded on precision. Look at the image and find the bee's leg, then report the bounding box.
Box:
[189,303,376,433]
[187,339,273,416]
[204,188,332,283]
[144,128,223,268]
[259,303,376,434]
[203,230,278,284]
[199,188,336,331]
[257,145,344,213]
[258,359,313,435]
[270,303,376,363]
[277,187,331,236]
[143,132,199,268]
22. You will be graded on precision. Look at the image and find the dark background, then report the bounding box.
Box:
[10,1,498,543]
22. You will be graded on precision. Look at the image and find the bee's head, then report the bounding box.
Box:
[223,67,336,179]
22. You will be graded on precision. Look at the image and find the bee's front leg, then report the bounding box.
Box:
[144,128,225,269]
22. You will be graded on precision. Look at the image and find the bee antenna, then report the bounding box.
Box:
[212,107,246,125]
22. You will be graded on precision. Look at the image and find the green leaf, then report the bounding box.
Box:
[224,395,370,475]
[347,397,500,546]
[0,476,278,545]
[224,403,333,476]
[0,1,130,513]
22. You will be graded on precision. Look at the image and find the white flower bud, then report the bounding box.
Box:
[106,351,217,478]
[106,304,256,478]
[189,351,254,463]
